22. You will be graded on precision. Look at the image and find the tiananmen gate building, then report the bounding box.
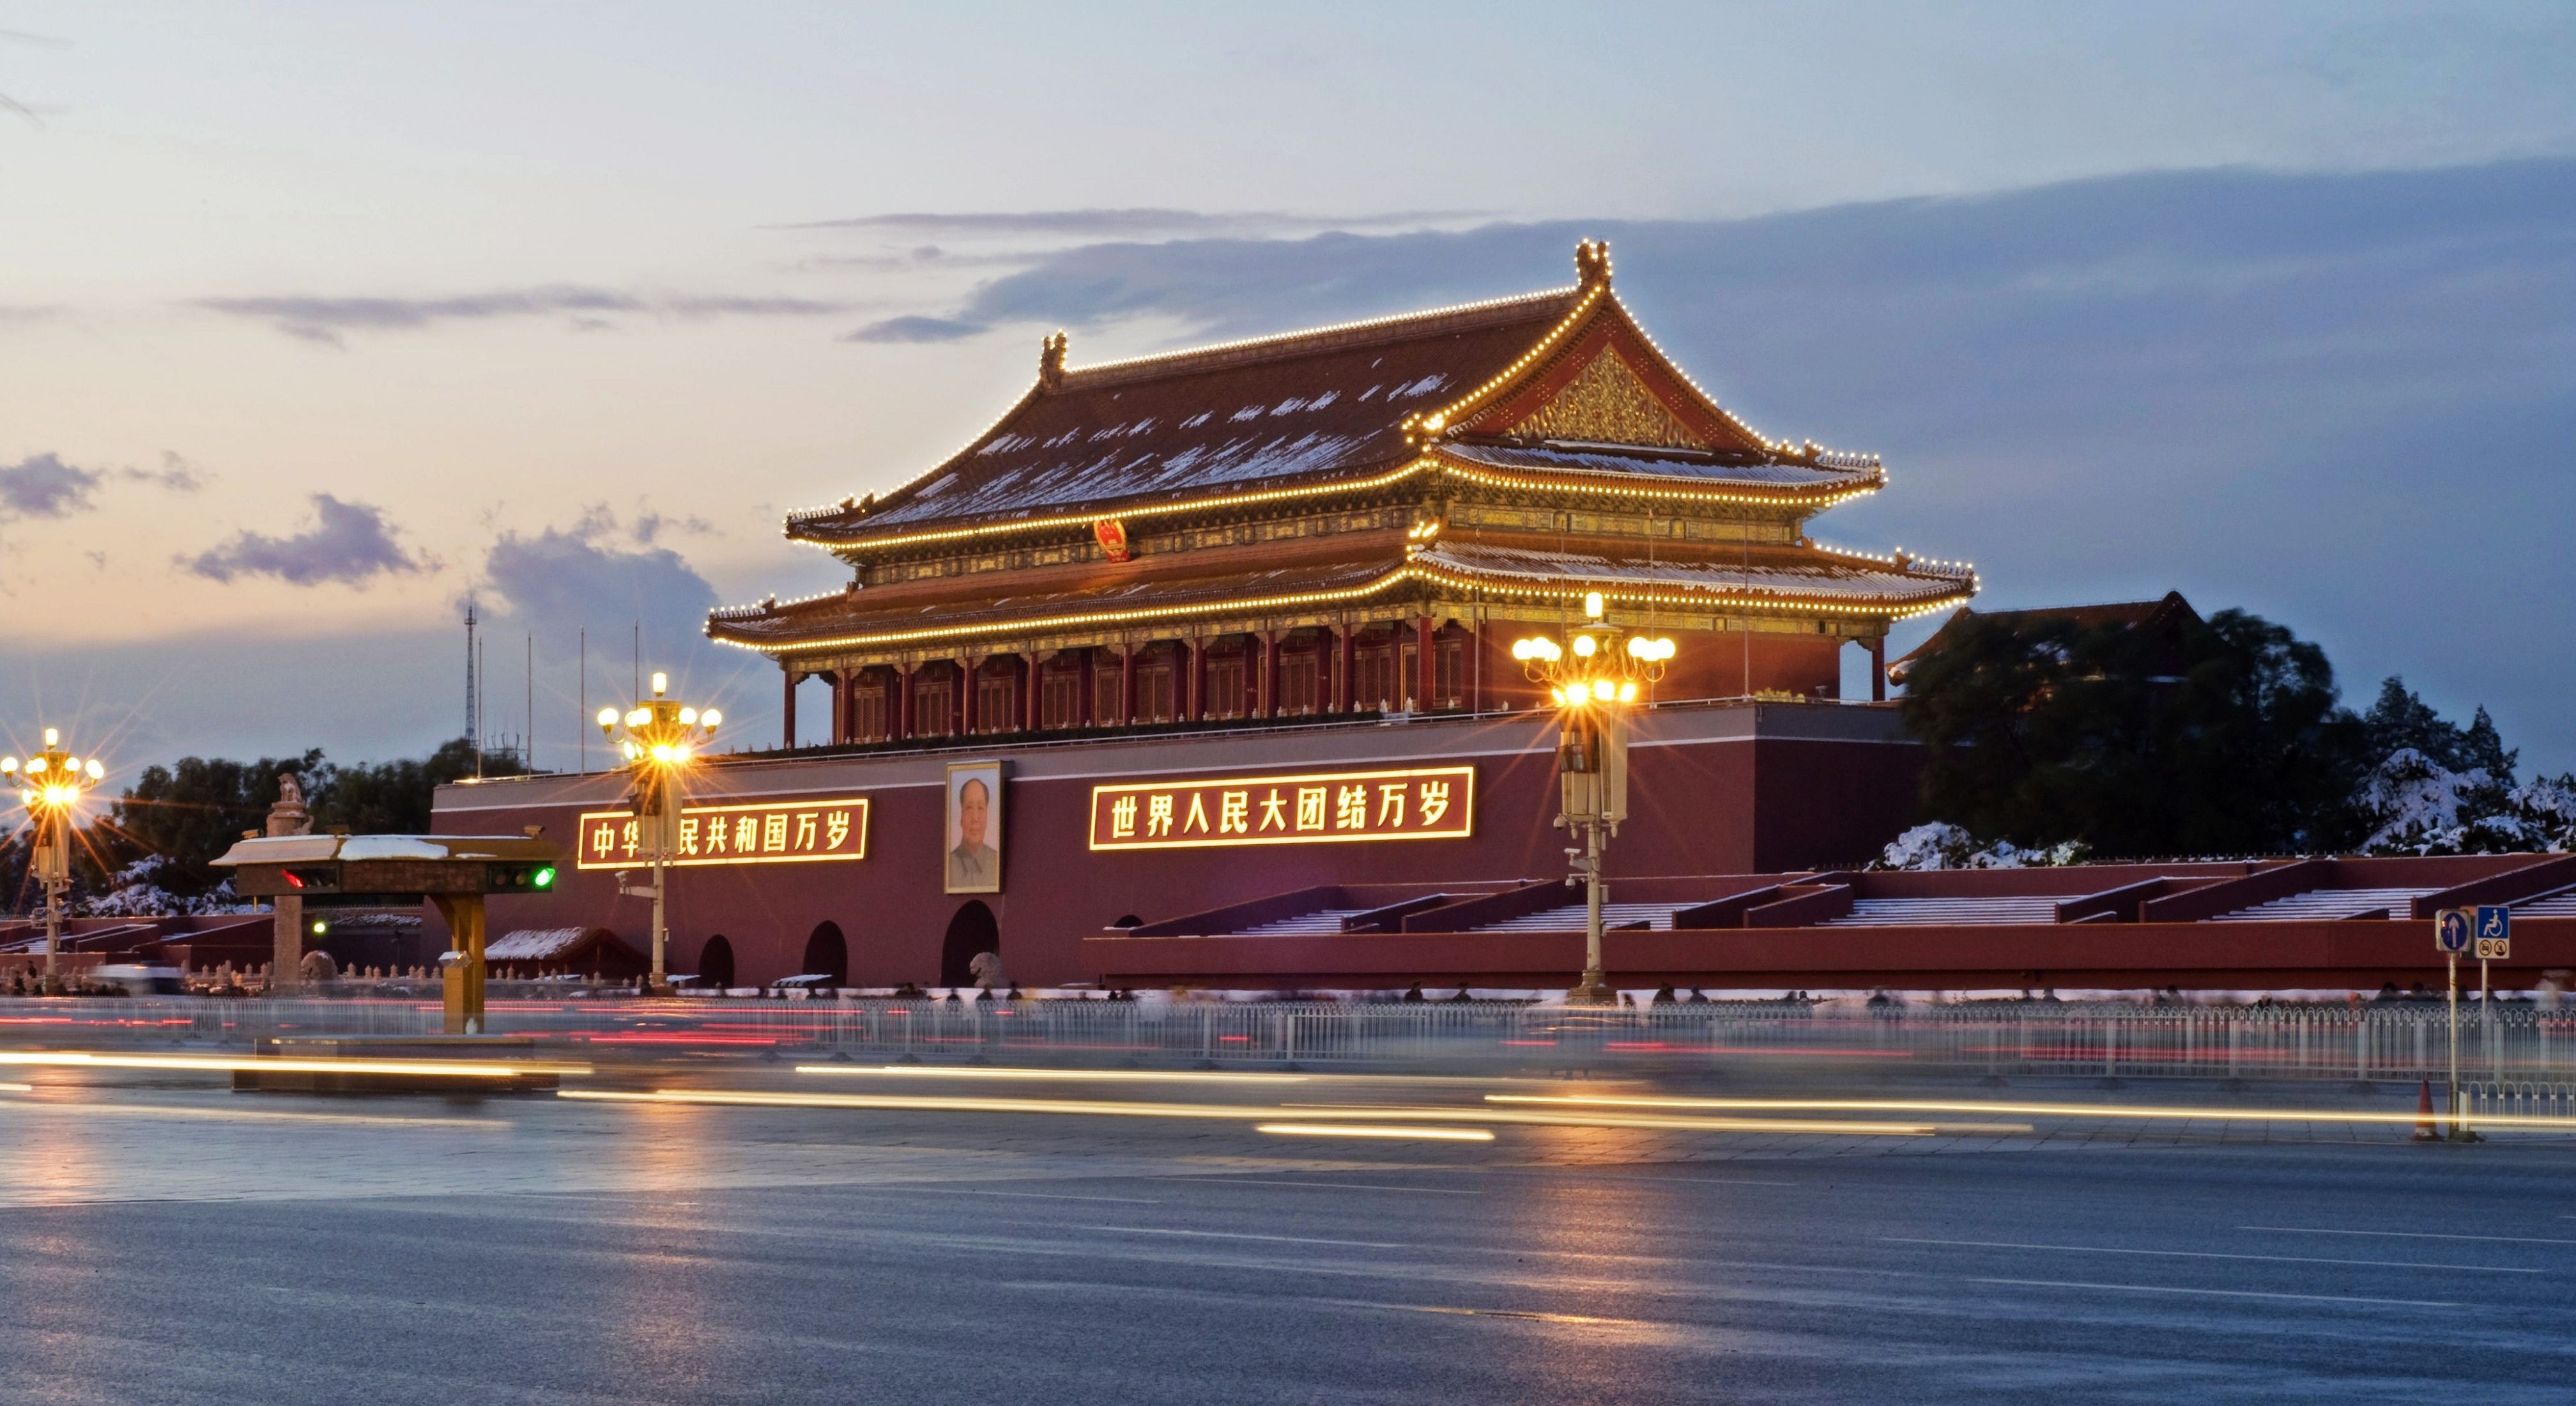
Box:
[438,242,2003,989]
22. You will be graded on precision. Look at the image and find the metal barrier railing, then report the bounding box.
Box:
[2467,1081,2576,1122]
[4,996,2572,1083]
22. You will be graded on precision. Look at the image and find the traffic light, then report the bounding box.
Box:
[488,863,557,893]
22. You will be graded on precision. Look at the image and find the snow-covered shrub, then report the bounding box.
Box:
[1874,823,2089,871]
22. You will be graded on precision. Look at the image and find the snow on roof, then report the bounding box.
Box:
[792,292,1581,543]
[487,927,612,961]
[1439,442,1876,491]
[1416,541,1970,605]
[337,836,451,861]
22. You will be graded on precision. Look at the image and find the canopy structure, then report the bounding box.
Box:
[213,831,563,1032]
[714,242,1977,747]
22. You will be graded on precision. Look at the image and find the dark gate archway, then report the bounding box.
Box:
[802,922,848,985]
[697,934,736,989]
[939,901,998,988]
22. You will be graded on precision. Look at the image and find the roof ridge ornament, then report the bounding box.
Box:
[1574,239,1612,290]
[1038,330,1069,390]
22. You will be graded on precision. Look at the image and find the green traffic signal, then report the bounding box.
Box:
[532,866,556,890]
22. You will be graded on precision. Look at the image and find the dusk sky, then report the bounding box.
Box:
[3,2,2571,776]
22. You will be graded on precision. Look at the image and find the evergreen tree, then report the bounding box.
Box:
[109,751,328,896]
[1901,608,2366,856]
[2360,677,2517,784]
[104,739,530,899]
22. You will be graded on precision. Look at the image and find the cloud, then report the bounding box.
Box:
[0,452,105,519]
[774,208,1485,237]
[897,162,2575,355]
[0,451,206,524]
[185,495,425,585]
[132,451,206,493]
[842,314,990,344]
[798,245,1046,273]
[629,507,716,546]
[480,525,717,626]
[194,284,852,343]
[657,294,849,318]
[473,516,729,682]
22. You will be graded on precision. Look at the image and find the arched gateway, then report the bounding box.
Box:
[696,934,736,990]
[802,922,848,985]
[939,902,998,989]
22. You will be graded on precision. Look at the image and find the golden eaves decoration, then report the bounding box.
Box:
[1508,346,1707,451]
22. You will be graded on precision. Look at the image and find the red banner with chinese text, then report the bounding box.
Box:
[575,798,871,869]
[1087,767,1473,851]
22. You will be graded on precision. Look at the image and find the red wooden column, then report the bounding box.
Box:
[828,670,850,745]
[1868,637,1887,702]
[1078,648,1096,727]
[782,668,799,749]
[894,663,915,742]
[955,656,976,735]
[1184,637,1204,722]
[1023,651,1043,732]
[1337,622,1357,713]
[1121,645,1138,725]
[1467,621,1485,714]
[1262,630,1281,719]
[1414,616,1436,711]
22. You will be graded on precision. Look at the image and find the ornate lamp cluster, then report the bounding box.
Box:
[1510,595,1679,1006]
[3,728,106,987]
[595,672,719,994]
[4,729,105,810]
[1510,592,1676,707]
[597,673,721,772]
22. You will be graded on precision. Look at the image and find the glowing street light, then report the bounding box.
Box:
[597,672,720,993]
[1512,594,1676,1005]
[3,728,107,990]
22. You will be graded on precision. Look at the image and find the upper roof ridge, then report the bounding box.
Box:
[1055,284,1581,392]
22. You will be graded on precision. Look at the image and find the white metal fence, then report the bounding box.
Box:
[5,996,2572,1083]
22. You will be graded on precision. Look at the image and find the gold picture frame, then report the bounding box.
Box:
[944,759,1004,894]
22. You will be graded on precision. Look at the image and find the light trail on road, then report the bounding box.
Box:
[0,1050,592,1078]
[1487,1092,2576,1129]
[797,1064,1310,1084]
[1255,1124,1495,1141]
[559,1087,1945,1135]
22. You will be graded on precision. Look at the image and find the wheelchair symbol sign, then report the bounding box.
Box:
[2435,908,2472,954]
[2476,906,2511,943]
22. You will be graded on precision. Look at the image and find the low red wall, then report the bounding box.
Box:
[432,700,1922,987]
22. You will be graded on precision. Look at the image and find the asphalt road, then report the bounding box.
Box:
[0,1079,2569,1404]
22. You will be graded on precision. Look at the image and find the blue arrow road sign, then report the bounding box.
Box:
[2437,909,2472,954]
[2478,906,2511,942]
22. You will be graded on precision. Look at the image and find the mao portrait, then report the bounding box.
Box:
[944,761,1004,894]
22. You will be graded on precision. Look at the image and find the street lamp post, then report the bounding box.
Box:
[4,729,107,992]
[1512,595,1676,1005]
[597,672,719,994]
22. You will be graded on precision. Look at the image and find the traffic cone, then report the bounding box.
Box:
[2411,1079,2440,1142]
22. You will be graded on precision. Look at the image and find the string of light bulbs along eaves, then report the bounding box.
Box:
[746,450,1881,571]
[707,555,1975,656]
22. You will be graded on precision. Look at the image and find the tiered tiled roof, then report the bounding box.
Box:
[1889,591,2199,683]
[788,290,1587,546]
[780,259,1887,555]
[717,243,1976,659]
[710,527,1975,653]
